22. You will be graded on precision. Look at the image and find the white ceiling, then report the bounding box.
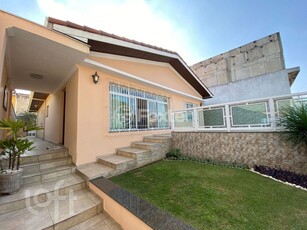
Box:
[6,27,88,93]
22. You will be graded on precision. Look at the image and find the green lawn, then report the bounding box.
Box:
[111,160,307,230]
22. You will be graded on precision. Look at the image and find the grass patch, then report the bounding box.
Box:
[111,160,307,229]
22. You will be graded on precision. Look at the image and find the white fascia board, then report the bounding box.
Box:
[177,58,213,98]
[83,59,203,102]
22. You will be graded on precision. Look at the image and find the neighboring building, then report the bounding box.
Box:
[191,33,300,105]
[12,91,30,116]
[0,11,212,165]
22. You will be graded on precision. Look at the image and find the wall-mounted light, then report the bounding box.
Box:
[92,71,100,84]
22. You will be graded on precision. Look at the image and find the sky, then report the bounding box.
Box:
[1,0,307,93]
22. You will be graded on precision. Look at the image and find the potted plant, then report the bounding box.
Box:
[0,119,41,194]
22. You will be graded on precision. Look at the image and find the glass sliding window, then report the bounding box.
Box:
[158,103,168,128]
[148,101,158,128]
[109,83,169,131]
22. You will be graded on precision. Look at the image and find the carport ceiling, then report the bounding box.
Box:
[6,27,88,93]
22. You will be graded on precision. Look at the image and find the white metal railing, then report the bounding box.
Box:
[172,92,307,132]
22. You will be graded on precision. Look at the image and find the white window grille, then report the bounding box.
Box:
[109,83,170,132]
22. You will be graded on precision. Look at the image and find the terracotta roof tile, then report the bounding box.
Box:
[47,17,178,55]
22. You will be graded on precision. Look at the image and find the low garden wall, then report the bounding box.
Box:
[172,132,307,175]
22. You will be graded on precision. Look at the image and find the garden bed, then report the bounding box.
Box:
[253,165,307,189]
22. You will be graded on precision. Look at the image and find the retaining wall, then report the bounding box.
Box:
[172,132,307,174]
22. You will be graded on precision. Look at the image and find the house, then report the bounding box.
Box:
[191,33,300,105]
[0,10,212,166]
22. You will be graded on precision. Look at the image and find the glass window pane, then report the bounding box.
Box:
[158,103,169,128]
[130,98,136,129]
[174,111,193,128]
[149,101,158,128]
[199,108,225,127]
[109,83,169,131]
[231,103,268,126]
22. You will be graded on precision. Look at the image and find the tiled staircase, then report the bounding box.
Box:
[76,134,172,181]
[0,134,172,229]
[0,146,120,230]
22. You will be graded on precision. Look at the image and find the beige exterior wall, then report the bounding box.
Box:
[0,59,8,120]
[89,55,201,98]
[64,70,79,163]
[57,58,201,165]
[44,91,64,144]
[36,103,45,139]
[0,59,9,139]
[36,91,64,144]
[89,183,152,230]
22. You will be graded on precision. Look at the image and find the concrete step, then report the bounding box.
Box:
[154,133,172,138]
[22,164,76,185]
[0,174,85,215]
[76,163,115,181]
[21,156,72,175]
[131,141,160,151]
[143,135,172,143]
[20,149,69,165]
[116,147,151,159]
[97,154,135,170]
[132,139,171,162]
[68,212,122,230]
[0,189,102,230]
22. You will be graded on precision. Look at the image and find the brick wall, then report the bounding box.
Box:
[172,132,307,175]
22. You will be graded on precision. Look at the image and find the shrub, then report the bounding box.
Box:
[254,165,307,188]
[166,148,182,159]
[278,103,307,147]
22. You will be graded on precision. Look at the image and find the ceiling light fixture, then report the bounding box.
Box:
[30,73,44,80]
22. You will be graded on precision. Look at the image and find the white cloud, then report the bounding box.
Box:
[37,0,199,64]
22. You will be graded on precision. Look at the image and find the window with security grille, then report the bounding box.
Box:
[109,83,169,131]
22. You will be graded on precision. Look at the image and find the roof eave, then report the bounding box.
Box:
[47,17,212,99]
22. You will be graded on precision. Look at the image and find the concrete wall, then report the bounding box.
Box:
[190,33,293,105]
[204,69,291,105]
[172,132,307,175]
[191,33,285,88]
[14,93,30,116]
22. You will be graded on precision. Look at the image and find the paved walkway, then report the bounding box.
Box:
[23,136,65,156]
